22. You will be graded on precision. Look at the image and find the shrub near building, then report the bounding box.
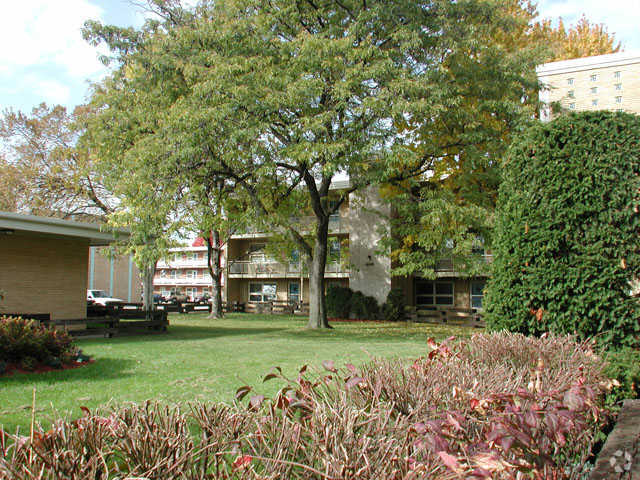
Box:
[485,111,640,348]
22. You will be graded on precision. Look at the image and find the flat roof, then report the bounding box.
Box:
[536,50,640,76]
[0,211,129,246]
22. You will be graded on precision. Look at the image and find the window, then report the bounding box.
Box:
[590,87,597,94]
[415,280,454,307]
[614,71,621,79]
[186,287,197,300]
[567,90,574,98]
[567,77,574,85]
[615,83,622,90]
[329,238,341,261]
[616,96,622,104]
[288,282,300,303]
[592,99,598,107]
[569,103,576,110]
[186,270,198,279]
[590,73,598,82]
[470,281,486,310]
[249,283,276,303]
[169,270,177,279]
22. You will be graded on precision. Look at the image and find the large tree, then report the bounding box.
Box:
[534,15,622,62]
[0,103,113,220]
[84,0,541,328]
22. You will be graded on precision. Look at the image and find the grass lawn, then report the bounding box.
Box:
[0,313,476,433]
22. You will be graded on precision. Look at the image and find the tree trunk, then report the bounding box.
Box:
[206,231,224,319]
[307,220,331,329]
[142,261,157,321]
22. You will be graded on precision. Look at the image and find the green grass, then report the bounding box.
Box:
[0,313,475,433]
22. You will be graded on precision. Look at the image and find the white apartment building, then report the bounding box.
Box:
[537,50,640,119]
[154,244,220,301]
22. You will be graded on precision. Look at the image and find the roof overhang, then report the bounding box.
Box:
[536,50,640,77]
[0,211,129,246]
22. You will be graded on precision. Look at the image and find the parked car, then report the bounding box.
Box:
[153,293,166,304]
[168,289,188,304]
[195,293,211,304]
[87,289,123,306]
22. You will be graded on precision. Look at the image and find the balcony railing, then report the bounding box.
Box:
[157,259,209,268]
[435,254,493,272]
[154,277,212,286]
[228,260,348,277]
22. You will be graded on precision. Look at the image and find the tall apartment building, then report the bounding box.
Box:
[154,245,220,301]
[537,50,640,119]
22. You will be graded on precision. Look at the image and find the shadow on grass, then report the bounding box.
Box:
[0,358,137,386]
[78,325,289,346]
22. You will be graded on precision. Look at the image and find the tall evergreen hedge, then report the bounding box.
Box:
[485,111,640,347]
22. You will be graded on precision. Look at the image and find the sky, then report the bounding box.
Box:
[0,0,638,114]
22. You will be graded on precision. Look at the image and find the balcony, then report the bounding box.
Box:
[157,259,209,269]
[154,276,212,286]
[435,254,493,276]
[228,260,349,279]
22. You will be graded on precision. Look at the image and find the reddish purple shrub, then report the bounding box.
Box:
[0,333,612,479]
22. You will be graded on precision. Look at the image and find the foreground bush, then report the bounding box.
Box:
[325,285,352,318]
[485,111,640,348]
[0,316,77,367]
[0,333,611,479]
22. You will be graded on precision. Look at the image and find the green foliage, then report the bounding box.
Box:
[350,292,380,320]
[326,286,353,319]
[382,288,407,322]
[0,316,77,366]
[603,348,640,406]
[485,112,640,348]
[384,186,494,279]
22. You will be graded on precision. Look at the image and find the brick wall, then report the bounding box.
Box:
[0,234,89,320]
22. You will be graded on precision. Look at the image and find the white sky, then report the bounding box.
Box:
[0,0,638,112]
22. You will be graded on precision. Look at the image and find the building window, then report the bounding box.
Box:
[614,71,621,79]
[569,103,576,110]
[415,280,454,307]
[615,83,622,91]
[169,270,177,279]
[592,99,598,107]
[249,283,276,303]
[590,87,597,94]
[470,281,486,310]
[567,77,574,85]
[615,96,622,104]
[288,282,300,303]
[186,270,198,279]
[567,90,574,98]
[186,287,197,300]
[590,73,598,82]
[329,238,341,262]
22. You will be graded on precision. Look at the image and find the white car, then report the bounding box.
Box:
[87,289,123,306]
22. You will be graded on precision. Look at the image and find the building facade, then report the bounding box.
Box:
[0,212,127,320]
[537,51,640,120]
[88,247,143,302]
[154,246,219,301]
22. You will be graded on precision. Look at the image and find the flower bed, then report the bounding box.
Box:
[0,316,85,376]
[0,333,613,479]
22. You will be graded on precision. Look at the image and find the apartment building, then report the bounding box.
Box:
[537,50,640,119]
[222,181,493,312]
[154,244,219,301]
[224,182,392,307]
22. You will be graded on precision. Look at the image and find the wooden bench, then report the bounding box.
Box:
[409,306,485,328]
